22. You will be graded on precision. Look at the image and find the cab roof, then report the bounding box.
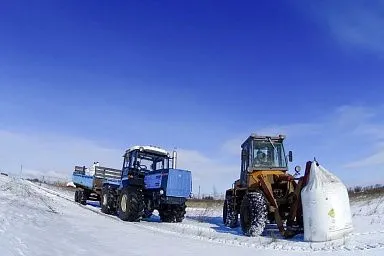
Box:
[125,145,169,156]
[241,134,286,148]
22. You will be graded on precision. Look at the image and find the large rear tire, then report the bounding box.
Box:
[223,196,239,228]
[101,187,116,214]
[240,191,268,236]
[158,204,186,223]
[117,189,143,222]
[174,204,187,223]
[158,204,175,222]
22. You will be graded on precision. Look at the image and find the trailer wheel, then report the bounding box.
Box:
[223,196,239,228]
[240,191,268,236]
[77,190,84,204]
[74,190,79,203]
[117,189,143,222]
[79,190,88,205]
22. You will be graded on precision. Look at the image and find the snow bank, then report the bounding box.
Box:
[2,175,383,255]
[66,181,76,188]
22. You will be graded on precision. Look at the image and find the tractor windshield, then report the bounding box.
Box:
[124,150,171,172]
[138,152,170,171]
[252,140,287,168]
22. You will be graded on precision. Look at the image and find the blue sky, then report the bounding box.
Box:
[1,1,384,194]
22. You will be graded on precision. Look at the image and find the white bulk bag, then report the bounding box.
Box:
[301,161,353,242]
[83,167,90,176]
[88,162,100,176]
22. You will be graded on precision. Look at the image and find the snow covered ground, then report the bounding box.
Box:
[1,175,383,256]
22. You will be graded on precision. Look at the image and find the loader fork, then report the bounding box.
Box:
[287,179,303,225]
[259,177,297,238]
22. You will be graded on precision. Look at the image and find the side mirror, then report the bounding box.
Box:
[288,151,293,162]
[294,165,301,176]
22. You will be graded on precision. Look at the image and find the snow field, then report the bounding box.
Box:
[1,175,384,256]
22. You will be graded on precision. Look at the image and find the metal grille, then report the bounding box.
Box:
[73,166,86,175]
[94,166,122,180]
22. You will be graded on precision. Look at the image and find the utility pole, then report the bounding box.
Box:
[20,164,23,177]
[198,185,201,199]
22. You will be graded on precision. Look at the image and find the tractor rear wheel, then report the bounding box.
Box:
[174,204,187,222]
[159,204,175,222]
[101,187,116,214]
[240,191,268,236]
[223,196,239,228]
[117,189,143,222]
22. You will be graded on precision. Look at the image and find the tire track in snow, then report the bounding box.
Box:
[349,230,384,236]
[27,181,384,253]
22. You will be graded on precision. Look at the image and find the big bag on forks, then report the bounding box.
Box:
[301,161,353,242]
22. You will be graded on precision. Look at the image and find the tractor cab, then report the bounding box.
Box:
[121,145,177,186]
[240,134,292,184]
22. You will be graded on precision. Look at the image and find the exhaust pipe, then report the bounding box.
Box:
[172,150,177,169]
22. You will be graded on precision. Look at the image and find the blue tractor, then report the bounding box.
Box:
[100,146,192,223]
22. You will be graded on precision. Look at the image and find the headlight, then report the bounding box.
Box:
[159,190,164,195]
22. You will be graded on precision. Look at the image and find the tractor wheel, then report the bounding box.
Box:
[117,189,143,222]
[79,190,88,205]
[74,190,79,203]
[240,191,268,236]
[159,205,176,223]
[174,204,187,222]
[223,197,239,228]
[101,187,115,214]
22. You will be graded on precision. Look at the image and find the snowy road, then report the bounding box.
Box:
[0,176,383,256]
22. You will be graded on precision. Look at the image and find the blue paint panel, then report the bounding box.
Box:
[100,167,192,200]
[166,169,192,198]
[144,173,163,189]
[72,173,94,189]
[161,171,169,188]
[103,178,121,186]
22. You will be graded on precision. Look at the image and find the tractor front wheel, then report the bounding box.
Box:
[117,189,143,222]
[101,187,116,215]
[240,191,268,236]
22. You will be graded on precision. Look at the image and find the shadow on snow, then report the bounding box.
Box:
[186,215,303,241]
[83,200,302,241]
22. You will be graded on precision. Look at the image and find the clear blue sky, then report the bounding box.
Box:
[1,1,384,193]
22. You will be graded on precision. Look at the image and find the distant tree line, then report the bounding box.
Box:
[347,184,384,197]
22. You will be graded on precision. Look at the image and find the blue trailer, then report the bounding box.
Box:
[72,165,122,205]
[101,146,192,223]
